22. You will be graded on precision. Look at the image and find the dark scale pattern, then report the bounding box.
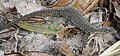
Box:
[0,6,100,33]
[66,8,99,32]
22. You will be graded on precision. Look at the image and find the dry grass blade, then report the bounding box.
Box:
[82,0,99,15]
[100,41,120,56]
[108,49,120,56]
[83,0,94,10]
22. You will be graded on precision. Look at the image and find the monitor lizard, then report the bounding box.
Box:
[0,6,116,33]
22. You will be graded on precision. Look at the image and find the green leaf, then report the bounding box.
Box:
[16,22,58,34]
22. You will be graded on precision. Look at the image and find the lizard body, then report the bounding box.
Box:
[18,6,99,33]
[0,6,110,33]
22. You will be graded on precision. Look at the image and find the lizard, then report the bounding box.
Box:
[0,6,116,33]
[0,6,118,55]
[17,6,111,33]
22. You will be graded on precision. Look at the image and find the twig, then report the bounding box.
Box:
[0,27,15,34]
[4,51,25,56]
[14,28,20,52]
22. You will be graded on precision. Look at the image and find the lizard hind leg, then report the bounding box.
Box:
[93,27,119,39]
[96,27,117,33]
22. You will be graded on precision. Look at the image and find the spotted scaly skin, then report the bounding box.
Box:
[18,6,99,33]
[0,6,100,33]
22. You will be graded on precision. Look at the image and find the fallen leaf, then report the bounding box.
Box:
[103,20,112,27]
[56,24,74,39]
[100,41,120,56]
[16,22,58,34]
[56,42,74,56]
[83,31,117,55]
[0,50,4,56]
[39,42,74,56]
[72,0,99,15]
[112,1,120,18]
[49,0,73,8]
[72,0,84,13]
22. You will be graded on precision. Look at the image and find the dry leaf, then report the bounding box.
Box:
[39,42,74,56]
[103,20,112,27]
[72,0,99,15]
[72,0,84,13]
[82,0,99,15]
[0,50,4,56]
[100,41,120,56]
[112,1,120,18]
[49,0,72,8]
[0,0,15,14]
[83,32,117,55]
[56,24,74,39]
[56,42,74,56]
